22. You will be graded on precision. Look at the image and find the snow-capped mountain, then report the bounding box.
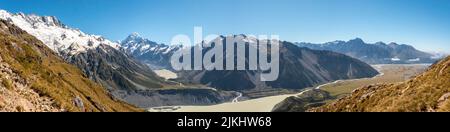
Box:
[121,33,180,70]
[174,35,379,91]
[0,10,166,92]
[0,19,140,112]
[0,10,119,56]
[296,38,436,64]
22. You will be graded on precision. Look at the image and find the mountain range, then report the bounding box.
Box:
[122,35,439,72]
[0,19,140,112]
[0,10,167,93]
[135,35,380,93]
[2,9,445,111]
[296,38,437,64]
[120,33,180,70]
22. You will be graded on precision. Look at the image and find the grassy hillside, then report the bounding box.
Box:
[321,64,428,99]
[311,56,450,112]
[0,20,142,112]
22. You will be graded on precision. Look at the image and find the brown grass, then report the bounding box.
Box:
[321,64,428,99]
[1,78,13,90]
[312,57,450,112]
[0,20,142,112]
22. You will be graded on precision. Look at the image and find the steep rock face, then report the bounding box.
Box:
[0,19,141,112]
[176,36,379,91]
[296,38,435,64]
[65,44,165,91]
[121,33,180,70]
[310,56,450,112]
[0,10,120,55]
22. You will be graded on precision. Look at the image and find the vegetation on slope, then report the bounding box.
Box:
[311,56,450,112]
[0,19,142,112]
[321,64,428,99]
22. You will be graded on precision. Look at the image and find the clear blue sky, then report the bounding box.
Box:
[1,0,449,53]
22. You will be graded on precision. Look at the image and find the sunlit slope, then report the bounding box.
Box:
[0,19,141,112]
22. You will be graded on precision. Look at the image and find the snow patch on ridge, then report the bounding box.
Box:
[0,9,120,55]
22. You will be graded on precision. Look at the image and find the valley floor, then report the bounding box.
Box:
[148,64,430,112]
[154,69,178,80]
[320,64,430,100]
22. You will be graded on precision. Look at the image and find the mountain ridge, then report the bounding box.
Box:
[171,35,380,92]
[296,38,436,64]
[120,33,180,70]
[0,10,167,93]
[0,19,141,112]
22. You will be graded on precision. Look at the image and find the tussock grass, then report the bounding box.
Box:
[1,78,13,90]
[0,20,142,112]
[312,57,450,112]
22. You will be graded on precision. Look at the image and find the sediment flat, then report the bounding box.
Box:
[153,64,430,112]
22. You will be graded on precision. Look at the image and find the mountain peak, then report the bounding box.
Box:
[120,32,172,55]
[0,10,12,19]
[348,38,365,44]
[375,41,386,45]
[326,40,345,45]
[0,9,120,55]
[0,9,8,15]
[0,19,141,112]
[123,32,147,44]
[388,42,399,46]
[130,32,141,38]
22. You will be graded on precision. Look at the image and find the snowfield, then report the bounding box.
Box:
[0,10,120,55]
